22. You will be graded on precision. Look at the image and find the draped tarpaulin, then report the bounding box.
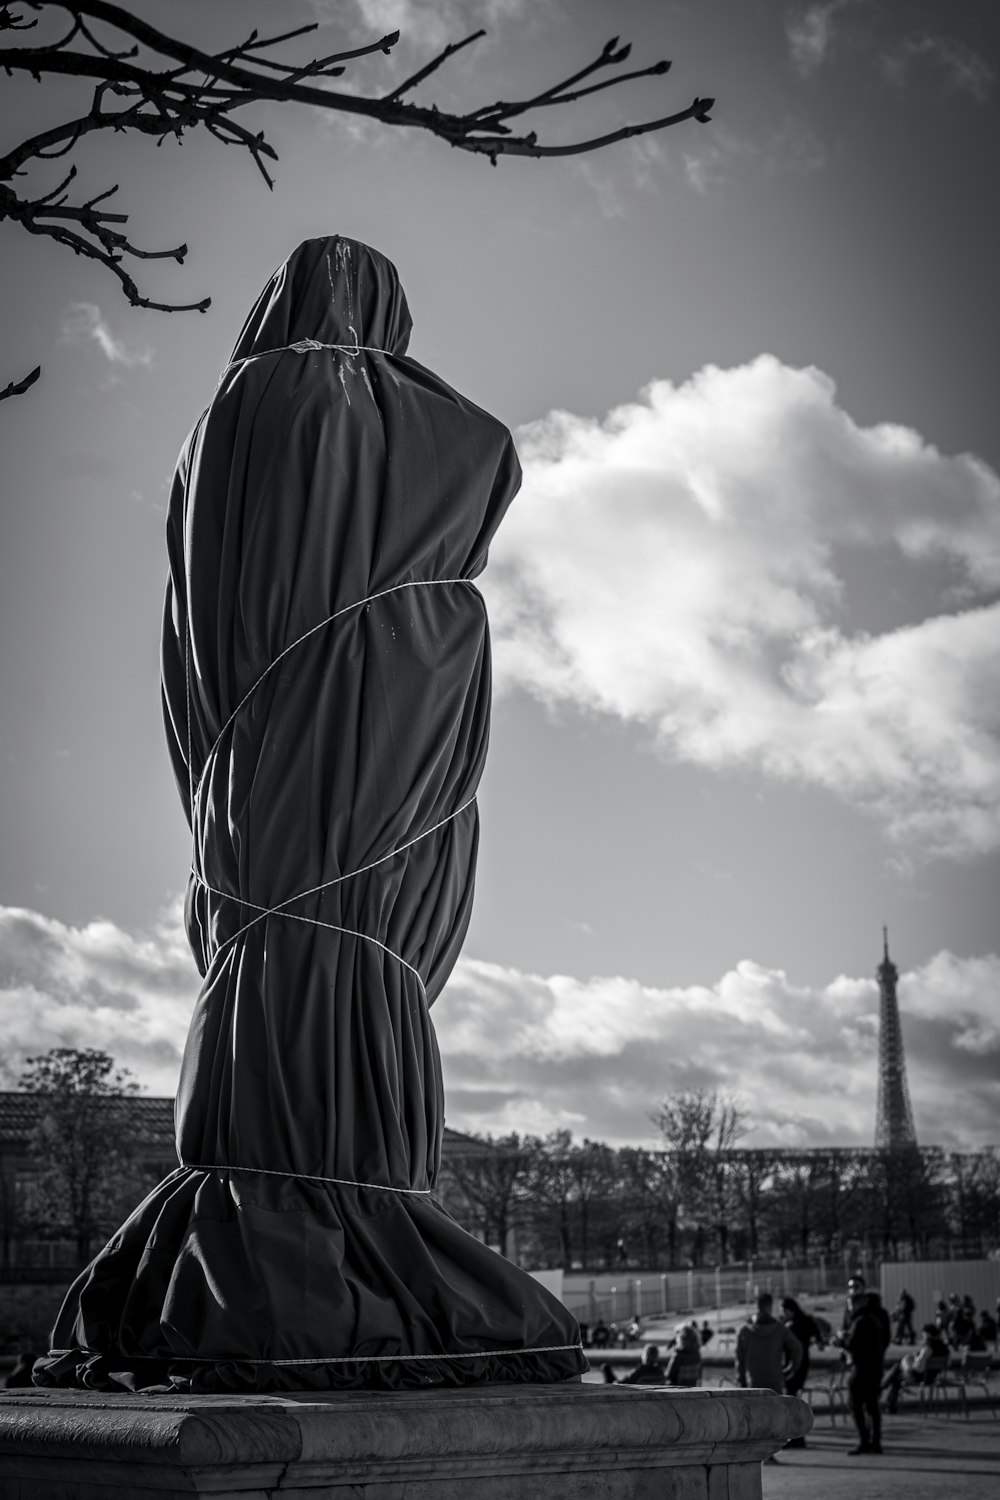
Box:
[34,237,585,1393]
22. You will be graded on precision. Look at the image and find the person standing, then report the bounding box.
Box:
[893,1289,916,1344]
[841,1273,866,1332]
[736,1291,803,1461]
[842,1291,885,1455]
[780,1296,826,1446]
[840,1274,891,1348]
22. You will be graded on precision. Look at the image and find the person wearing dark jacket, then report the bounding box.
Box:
[950,1301,975,1347]
[840,1276,891,1350]
[780,1296,826,1447]
[618,1344,667,1385]
[737,1292,803,1463]
[664,1324,703,1387]
[781,1296,826,1395]
[843,1292,885,1454]
[736,1293,803,1394]
[841,1274,866,1332]
[893,1289,916,1344]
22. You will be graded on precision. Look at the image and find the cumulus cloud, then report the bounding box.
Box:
[481,356,1000,861]
[58,302,154,368]
[305,0,535,147]
[3,901,994,1152]
[309,0,532,55]
[436,952,1000,1151]
[0,899,198,1095]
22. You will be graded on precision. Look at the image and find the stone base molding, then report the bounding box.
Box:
[0,1381,811,1499]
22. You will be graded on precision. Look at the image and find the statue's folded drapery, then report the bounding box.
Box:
[34,236,585,1393]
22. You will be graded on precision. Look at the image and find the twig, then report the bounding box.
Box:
[0,0,714,391]
[0,363,41,400]
[383,30,485,103]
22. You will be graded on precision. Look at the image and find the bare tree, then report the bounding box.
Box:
[651,1088,748,1263]
[18,1046,147,1261]
[435,1129,1000,1268]
[0,0,714,397]
[617,1145,679,1269]
[526,1129,578,1267]
[438,1131,534,1258]
[567,1137,619,1270]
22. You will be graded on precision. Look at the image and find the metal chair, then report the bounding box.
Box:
[667,1361,702,1388]
[800,1365,849,1426]
[938,1350,996,1419]
[894,1353,950,1416]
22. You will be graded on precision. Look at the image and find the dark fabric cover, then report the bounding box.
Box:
[34,236,585,1393]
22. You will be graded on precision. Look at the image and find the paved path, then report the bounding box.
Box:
[763,1410,1000,1500]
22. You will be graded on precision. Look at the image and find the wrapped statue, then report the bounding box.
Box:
[36,236,585,1392]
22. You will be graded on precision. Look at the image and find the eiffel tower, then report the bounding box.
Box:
[874,927,918,1151]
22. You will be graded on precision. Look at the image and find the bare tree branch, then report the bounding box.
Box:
[0,362,40,400]
[0,0,714,395]
[383,29,485,104]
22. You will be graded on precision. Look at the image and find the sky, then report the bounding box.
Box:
[1,0,998,1151]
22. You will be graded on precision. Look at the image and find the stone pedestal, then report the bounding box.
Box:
[0,1382,811,1499]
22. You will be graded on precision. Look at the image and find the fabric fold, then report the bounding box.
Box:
[36,235,585,1392]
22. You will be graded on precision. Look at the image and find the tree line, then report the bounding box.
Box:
[442,1094,1000,1270]
[9,1056,998,1271]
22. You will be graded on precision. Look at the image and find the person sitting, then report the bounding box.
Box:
[950,1299,975,1347]
[591,1320,610,1348]
[699,1320,714,1347]
[664,1324,703,1387]
[606,1343,668,1386]
[881,1323,950,1413]
[978,1308,997,1345]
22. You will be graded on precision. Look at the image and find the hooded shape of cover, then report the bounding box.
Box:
[35,236,585,1393]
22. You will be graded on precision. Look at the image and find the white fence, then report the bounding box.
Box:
[560,1263,837,1323]
[880,1259,1000,1331]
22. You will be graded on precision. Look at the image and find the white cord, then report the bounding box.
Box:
[191,792,477,979]
[183,1163,432,1195]
[188,577,477,816]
